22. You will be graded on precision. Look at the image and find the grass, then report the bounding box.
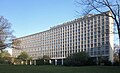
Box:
[0,65,120,73]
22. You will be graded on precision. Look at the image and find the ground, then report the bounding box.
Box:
[0,65,120,73]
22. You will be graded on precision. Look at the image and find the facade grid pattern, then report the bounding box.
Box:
[12,11,114,62]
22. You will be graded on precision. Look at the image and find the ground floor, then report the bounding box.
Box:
[32,59,65,65]
[31,56,110,65]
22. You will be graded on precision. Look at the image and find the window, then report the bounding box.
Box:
[91,44,93,47]
[94,43,97,46]
[91,32,93,35]
[98,43,100,46]
[98,16,100,20]
[87,40,90,43]
[102,42,104,45]
[94,35,97,38]
[106,16,109,21]
[105,50,109,54]
[94,39,97,42]
[106,29,109,32]
[91,36,93,39]
[102,38,104,41]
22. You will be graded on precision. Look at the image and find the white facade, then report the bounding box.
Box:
[12,11,114,62]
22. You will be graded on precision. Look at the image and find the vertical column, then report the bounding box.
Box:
[34,60,36,65]
[30,60,32,65]
[96,57,98,65]
[49,60,52,64]
[55,59,57,65]
[62,59,64,65]
[26,60,27,65]
[21,61,23,65]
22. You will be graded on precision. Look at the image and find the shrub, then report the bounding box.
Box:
[36,59,44,65]
[113,61,119,66]
[86,57,97,66]
[64,52,89,66]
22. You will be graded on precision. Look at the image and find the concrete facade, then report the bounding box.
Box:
[12,11,114,64]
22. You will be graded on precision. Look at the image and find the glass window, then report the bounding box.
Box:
[94,39,97,42]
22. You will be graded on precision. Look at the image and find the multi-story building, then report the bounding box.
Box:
[12,11,114,65]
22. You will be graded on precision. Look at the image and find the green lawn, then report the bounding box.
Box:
[0,65,120,73]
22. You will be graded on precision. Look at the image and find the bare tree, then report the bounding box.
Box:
[0,16,13,51]
[75,0,120,41]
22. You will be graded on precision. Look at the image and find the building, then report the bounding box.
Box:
[12,11,114,65]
